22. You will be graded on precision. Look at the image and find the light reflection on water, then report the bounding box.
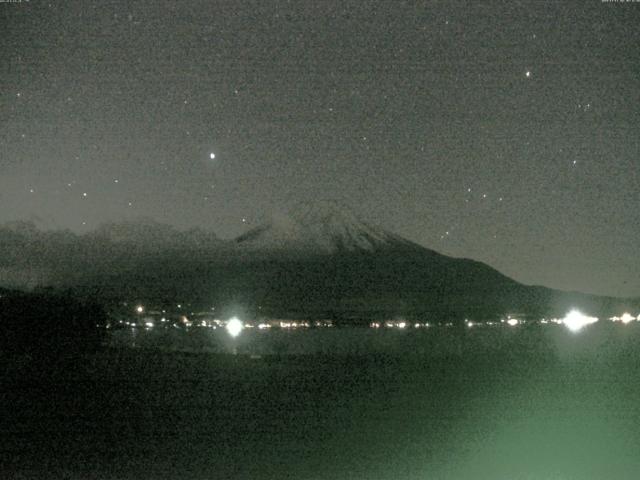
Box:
[108,321,640,358]
[6,320,640,480]
[102,321,640,480]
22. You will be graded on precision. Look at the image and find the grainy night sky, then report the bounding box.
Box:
[1,1,639,297]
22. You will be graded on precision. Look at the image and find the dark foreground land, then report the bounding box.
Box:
[3,324,640,480]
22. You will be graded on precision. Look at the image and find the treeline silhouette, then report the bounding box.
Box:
[0,289,105,359]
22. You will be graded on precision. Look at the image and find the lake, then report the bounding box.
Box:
[3,322,640,479]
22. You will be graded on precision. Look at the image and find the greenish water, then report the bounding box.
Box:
[3,324,640,479]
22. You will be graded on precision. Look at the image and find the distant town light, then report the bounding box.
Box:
[397,322,407,329]
[507,318,518,327]
[145,321,154,328]
[621,313,635,324]
[226,317,243,337]
[135,305,144,314]
[563,309,598,332]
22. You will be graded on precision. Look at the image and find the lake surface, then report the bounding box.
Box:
[3,323,640,479]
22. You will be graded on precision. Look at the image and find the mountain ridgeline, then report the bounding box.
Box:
[0,201,636,322]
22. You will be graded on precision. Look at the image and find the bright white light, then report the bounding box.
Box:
[145,321,154,328]
[562,309,598,332]
[209,152,215,160]
[397,322,407,329]
[620,313,635,324]
[226,317,243,337]
[507,318,518,327]
[135,305,144,314]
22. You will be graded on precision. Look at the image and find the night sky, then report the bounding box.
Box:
[1,1,639,297]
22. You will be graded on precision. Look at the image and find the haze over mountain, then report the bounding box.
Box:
[0,201,637,321]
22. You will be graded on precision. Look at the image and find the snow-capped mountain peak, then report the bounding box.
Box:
[235,200,398,254]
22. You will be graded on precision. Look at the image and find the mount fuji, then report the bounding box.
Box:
[0,200,636,321]
[223,201,634,321]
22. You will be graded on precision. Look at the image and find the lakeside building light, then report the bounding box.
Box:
[620,313,635,324]
[562,309,598,332]
[135,305,144,314]
[226,317,243,338]
[610,313,636,324]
